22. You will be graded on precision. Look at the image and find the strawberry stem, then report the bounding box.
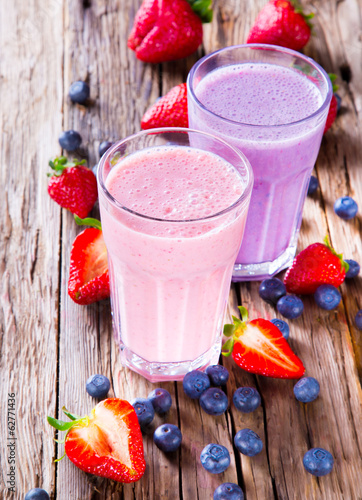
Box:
[74,215,102,230]
[187,0,213,23]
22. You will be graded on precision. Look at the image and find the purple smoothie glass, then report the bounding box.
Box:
[187,44,332,280]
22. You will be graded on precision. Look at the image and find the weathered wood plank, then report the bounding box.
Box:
[0,0,64,498]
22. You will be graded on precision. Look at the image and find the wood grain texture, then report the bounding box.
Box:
[1,0,361,498]
[0,0,64,498]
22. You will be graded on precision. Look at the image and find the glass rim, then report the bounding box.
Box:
[187,43,333,129]
[97,127,254,224]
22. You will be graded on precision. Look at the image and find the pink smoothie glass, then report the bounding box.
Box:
[97,128,253,382]
[187,44,332,280]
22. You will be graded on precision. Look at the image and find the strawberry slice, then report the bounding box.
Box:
[68,217,110,305]
[223,307,305,379]
[47,399,146,483]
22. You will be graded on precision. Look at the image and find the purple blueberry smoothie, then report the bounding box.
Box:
[187,45,332,280]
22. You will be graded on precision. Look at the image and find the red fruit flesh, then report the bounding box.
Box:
[68,228,110,305]
[247,0,311,51]
[64,399,146,483]
[232,318,305,379]
[284,242,346,294]
[141,83,188,129]
[324,94,338,133]
[128,0,203,63]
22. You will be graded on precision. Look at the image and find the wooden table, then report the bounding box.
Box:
[1,0,361,498]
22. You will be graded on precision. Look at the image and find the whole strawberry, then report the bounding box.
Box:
[141,83,188,129]
[284,237,348,294]
[48,156,98,219]
[247,0,313,51]
[324,75,339,133]
[68,217,110,305]
[128,0,212,64]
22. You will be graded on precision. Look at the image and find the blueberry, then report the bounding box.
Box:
[148,388,172,415]
[86,374,110,399]
[213,482,244,500]
[200,444,230,474]
[206,364,229,386]
[277,295,304,319]
[270,318,290,340]
[314,284,341,310]
[200,388,228,416]
[183,370,210,399]
[355,310,362,330]
[131,397,155,427]
[334,93,342,112]
[303,448,334,476]
[99,141,113,158]
[153,423,182,452]
[293,377,320,403]
[69,80,90,104]
[25,489,50,500]
[334,196,358,220]
[307,175,319,196]
[233,387,261,413]
[234,429,263,457]
[59,130,82,151]
[345,259,360,278]
[259,278,286,305]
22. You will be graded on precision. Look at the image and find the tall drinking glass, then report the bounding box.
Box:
[187,44,332,280]
[98,128,253,382]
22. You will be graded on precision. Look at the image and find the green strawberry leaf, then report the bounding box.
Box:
[62,406,81,421]
[187,0,213,23]
[74,215,102,230]
[54,452,67,463]
[238,306,248,322]
[223,323,235,337]
[328,73,339,92]
[47,416,78,432]
[221,338,235,357]
[323,235,349,273]
[48,156,87,176]
[291,0,314,28]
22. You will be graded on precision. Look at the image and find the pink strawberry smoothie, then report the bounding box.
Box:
[188,62,329,277]
[99,145,251,378]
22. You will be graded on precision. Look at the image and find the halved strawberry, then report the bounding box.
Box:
[47,399,146,483]
[68,217,110,305]
[223,307,305,379]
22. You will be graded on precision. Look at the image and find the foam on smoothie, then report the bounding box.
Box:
[106,146,245,221]
[196,63,322,127]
